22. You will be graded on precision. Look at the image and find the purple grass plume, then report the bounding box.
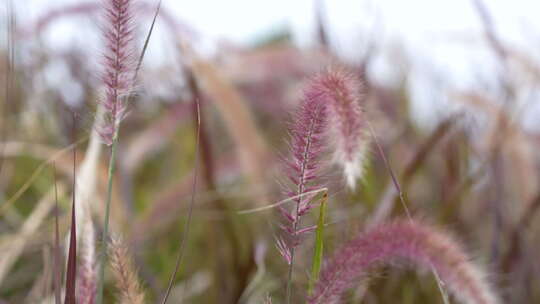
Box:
[277,83,329,264]
[77,253,97,304]
[308,219,499,304]
[76,221,97,304]
[307,67,369,189]
[98,0,136,145]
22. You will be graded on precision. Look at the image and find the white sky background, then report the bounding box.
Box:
[11,0,540,129]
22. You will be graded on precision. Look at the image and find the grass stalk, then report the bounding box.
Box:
[52,163,61,304]
[285,247,296,304]
[160,99,201,304]
[96,132,119,304]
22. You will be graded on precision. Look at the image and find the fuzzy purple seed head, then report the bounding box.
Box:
[307,67,369,189]
[277,80,329,263]
[308,219,499,304]
[98,0,136,145]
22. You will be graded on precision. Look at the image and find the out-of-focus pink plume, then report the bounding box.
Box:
[308,219,499,304]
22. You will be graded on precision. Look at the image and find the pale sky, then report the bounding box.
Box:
[10,0,540,129]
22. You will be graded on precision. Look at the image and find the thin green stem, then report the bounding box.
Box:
[285,247,296,303]
[96,132,119,304]
[160,99,201,304]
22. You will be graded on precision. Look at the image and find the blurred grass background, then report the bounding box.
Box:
[1,0,540,303]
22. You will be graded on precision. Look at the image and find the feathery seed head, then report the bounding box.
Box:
[308,219,499,304]
[307,67,369,189]
[277,81,329,263]
[110,237,145,304]
[99,0,136,145]
[76,220,96,304]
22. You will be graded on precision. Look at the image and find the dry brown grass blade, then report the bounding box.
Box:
[0,139,86,217]
[0,137,123,229]
[454,92,538,207]
[471,0,508,64]
[0,183,66,286]
[25,246,53,302]
[180,42,270,204]
[501,192,540,273]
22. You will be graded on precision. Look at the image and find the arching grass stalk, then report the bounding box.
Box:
[160,98,201,304]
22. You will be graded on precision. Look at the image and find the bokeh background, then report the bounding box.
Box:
[1,0,540,303]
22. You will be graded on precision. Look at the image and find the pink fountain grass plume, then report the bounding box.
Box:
[77,220,96,304]
[308,219,499,304]
[98,0,136,145]
[307,67,369,189]
[279,86,328,255]
[278,81,329,302]
[77,253,97,304]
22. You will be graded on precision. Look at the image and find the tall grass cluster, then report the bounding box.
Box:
[1,0,539,303]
